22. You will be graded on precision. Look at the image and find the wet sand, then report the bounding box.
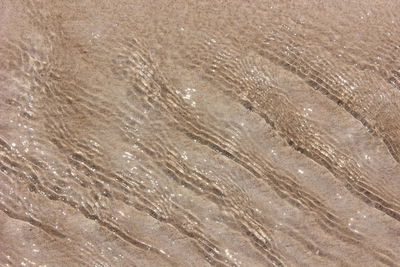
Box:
[1,0,400,266]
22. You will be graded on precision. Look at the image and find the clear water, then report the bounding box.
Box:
[1,0,400,266]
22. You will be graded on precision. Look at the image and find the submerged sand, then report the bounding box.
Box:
[1,0,400,266]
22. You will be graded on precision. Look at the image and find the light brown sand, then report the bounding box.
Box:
[1,0,400,266]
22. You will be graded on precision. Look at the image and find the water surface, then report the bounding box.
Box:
[1,0,400,266]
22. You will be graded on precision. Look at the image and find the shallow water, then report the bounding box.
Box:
[1,0,400,266]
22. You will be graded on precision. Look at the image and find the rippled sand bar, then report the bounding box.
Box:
[1,1,400,266]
